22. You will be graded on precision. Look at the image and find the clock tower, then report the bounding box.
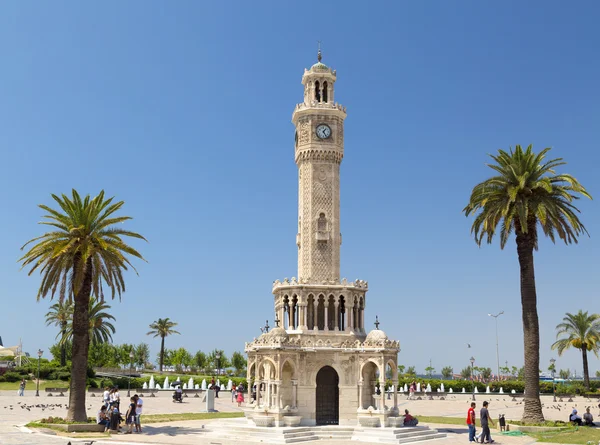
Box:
[292,48,346,283]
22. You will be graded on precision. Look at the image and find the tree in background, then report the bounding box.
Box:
[208,349,230,374]
[45,300,73,366]
[231,351,247,376]
[441,366,453,379]
[464,145,591,422]
[88,342,119,368]
[480,367,492,380]
[551,310,600,390]
[460,367,472,380]
[548,362,556,374]
[194,351,208,373]
[20,190,146,421]
[397,365,406,376]
[171,347,193,372]
[62,298,116,346]
[405,366,416,377]
[499,366,510,376]
[50,341,73,364]
[147,318,180,372]
[134,343,150,368]
[559,369,570,379]
[596,370,600,378]
[424,366,435,377]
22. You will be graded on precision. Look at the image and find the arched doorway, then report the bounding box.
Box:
[316,366,339,425]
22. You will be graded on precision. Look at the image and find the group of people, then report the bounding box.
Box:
[98,386,143,434]
[467,401,495,444]
[230,383,245,407]
[569,407,596,426]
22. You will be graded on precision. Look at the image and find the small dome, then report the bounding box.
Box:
[266,326,289,339]
[310,61,330,72]
[366,329,388,342]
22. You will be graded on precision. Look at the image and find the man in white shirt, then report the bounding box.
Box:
[135,394,143,433]
[103,387,111,408]
[113,387,121,410]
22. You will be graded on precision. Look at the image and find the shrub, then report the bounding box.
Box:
[2,372,24,383]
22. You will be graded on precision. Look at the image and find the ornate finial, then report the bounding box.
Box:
[317,40,322,62]
[265,319,270,333]
[374,315,380,330]
[274,316,280,328]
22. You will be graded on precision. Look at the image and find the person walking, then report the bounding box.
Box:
[135,394,143,433]
[237,387,245,407]
[479,401,495,444]
[18,379,26,396]
[467,402,476,442]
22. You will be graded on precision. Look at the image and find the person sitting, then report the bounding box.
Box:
[403,409,419,426]
[569,409,583,426]
[583,408,595,426]
[96,405,110,431]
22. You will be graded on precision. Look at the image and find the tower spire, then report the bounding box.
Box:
[317,40,322,62]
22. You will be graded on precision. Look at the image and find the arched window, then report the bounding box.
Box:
[317,295,325,330]
[318,213,327,231]
[323,81,328,103]
[315,81,321,102]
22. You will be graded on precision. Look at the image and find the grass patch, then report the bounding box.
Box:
[417,415,483,427]
[525,426,600,444]
[507,419,568,427]
[0,381,69,391]
[142,412,244,423]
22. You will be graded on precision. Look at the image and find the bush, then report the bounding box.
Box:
[2,372,24,383]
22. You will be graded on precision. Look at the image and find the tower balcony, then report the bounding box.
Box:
[316,230,329,243]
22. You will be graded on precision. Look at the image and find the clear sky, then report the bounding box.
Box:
[1,1,598,377]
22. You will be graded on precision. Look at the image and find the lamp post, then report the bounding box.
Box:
[127,350,134,397]
[216,352,221,377]
[35,349,43,397]
[550,358,556,402]
[470,356,476,401]
[487,311,504,380]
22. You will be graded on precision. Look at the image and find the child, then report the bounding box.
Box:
[124,396,137,434]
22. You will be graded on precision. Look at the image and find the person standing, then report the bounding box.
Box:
[18,379,26,396]
[103,386,111,408]
[124,396,137,434]
[467,402,476,442]
[135,394,143,433]
[479,401,495,444]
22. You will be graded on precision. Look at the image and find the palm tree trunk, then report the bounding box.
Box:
[160,336,165,372]
[60,322,67,367]
[581,345,590,391]
[67,259,92,422]
[516,230,544,422]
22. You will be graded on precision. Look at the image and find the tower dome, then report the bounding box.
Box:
[365,329,388,343]
[265,326,289,340]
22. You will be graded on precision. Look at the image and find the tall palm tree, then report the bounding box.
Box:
[551,310,600,390]
[20,190,145,421]
[464,145,591,422]
[62,298,116,346]
[147,318,180,372]
[45,299,73,366]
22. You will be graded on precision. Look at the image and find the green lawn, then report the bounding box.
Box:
[525,427,600,445]
[142,412,244,423]
[418,415,600,445]
[0,380,69,391]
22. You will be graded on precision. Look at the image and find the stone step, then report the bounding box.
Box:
[393,433,447,444]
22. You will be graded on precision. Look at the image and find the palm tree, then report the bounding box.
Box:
[20,190,145,421]
[45,299,73,366]
[62,298,116,346]
[551,310,600,390]
[464,145,591,422]
[147,318,180,372]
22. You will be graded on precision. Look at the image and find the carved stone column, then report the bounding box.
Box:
[358,380,363,410]
[292,380,298,409]
[347,304,353,332]
[393,378,399,413]
[334,302,339,331]
[324,305,329,332]
[256,379,262,407]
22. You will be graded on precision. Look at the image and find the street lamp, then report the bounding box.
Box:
[127,350,134,397]
[488,311,504,380]
[216,352,221,377]
[550,358,556,402]
[35,349,43,397]
[470,356,476,401]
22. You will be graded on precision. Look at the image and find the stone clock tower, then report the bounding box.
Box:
[292,48,346,284]
[244,51,401,428]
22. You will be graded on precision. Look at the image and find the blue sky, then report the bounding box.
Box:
[1,1,598,377]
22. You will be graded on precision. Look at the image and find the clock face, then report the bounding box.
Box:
[316,124,332,139]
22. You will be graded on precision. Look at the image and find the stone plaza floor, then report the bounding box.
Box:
[0,390,597,445]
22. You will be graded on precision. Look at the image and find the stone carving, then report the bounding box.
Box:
[298,120,310,145]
